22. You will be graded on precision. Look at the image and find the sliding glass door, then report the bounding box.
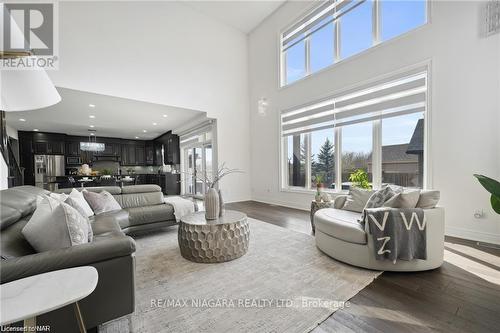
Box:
[183,143,213,198]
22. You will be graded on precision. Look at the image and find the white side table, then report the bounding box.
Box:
[0,266,98,333]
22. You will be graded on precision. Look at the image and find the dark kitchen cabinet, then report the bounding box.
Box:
[164,134,180,165]
[166,173,181,195]
[120,141,146,166]
[101,144,114,156]
[146,141,163,166]
[33,141,48,154]
[121,144,136,165]
[135,145,145,166]
[48,141,64,154]
[94,139,120,157]
[19,131,35,185]
[66,141,80,156]
[32,133,65,155]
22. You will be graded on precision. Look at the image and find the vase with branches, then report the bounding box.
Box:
[184,163,243,219]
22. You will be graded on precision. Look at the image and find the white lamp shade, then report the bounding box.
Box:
[0,4,61,111]
[1,68,62,111]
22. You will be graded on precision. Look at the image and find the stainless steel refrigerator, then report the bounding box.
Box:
[34,155,65,191]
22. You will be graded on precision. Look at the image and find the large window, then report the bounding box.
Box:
[382,112,424,188]
[281,0,427,86]
[311,129,335,189]
[341,122,372,190]
[281,68,428,191]
[287,134,307,187]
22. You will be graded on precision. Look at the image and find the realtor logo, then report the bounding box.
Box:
[2,2,58,69]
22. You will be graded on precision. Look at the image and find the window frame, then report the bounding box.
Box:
[279,0,430,87]
[279,62,432,193]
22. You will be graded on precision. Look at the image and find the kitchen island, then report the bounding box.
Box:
[57,173,181,195]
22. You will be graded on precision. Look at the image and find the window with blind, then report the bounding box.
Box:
[280,0,427,86]
[280,67,428,191]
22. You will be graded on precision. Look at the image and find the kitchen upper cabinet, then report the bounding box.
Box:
[135,145,145,166]
[32,133,65,155]
[66,141,80,156]
[146,141,163,166]
[164,134,180,165]
[121,144,136,166]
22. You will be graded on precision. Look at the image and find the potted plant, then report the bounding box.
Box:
[349,169,371,189]
[313,174,324,202]
[100,168,113,178]
[474,174,500,214]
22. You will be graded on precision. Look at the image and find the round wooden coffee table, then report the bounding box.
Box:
[178,210,250,263]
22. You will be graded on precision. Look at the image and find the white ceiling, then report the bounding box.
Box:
[6,88,205,140]
[182,0,286,33]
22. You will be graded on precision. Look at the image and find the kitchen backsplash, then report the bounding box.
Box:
[122,164,180,175]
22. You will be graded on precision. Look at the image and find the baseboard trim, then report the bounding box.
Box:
[251,198,310,212]
[446,226,500,245]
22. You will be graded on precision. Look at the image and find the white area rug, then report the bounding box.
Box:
[100,218,381,333]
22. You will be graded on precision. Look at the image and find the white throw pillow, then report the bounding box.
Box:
[416,190,440,209]
[342,188,375,213]
[82,190,121,215]
[68,188,94,218]
[384,190,421,208]
[50,192,69,202]
[65,197,94,242]
[22,196,90,252]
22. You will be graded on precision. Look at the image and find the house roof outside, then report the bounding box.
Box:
[382,143,418,162]
[406,118,424,154]
[368,143,418,163]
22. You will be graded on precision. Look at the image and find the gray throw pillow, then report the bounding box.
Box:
[364,187,397,210]
[22,196,90,252]
[83,190,121,215]
[333,195,348,209]
[65,197,94,242]
[416,190,440,209]
[384,190,421,208]
[342,188,375,213]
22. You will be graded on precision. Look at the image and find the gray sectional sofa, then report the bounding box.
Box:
[0,184,177,332]
[56,184,177,234]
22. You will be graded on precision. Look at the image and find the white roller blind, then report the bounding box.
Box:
[281,68,427,137]
[179,120,214,148]
[282,0,365,52]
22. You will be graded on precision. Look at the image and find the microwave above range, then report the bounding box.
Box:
[66,156,82,165]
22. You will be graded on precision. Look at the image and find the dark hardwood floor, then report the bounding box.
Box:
[226,201,500,333]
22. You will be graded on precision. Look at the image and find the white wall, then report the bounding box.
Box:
[6,124,18,140]
[0,156,8,190]
[49,1,251,202]
[248,1,500,243]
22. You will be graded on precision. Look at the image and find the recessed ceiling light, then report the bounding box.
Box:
[33,129,39,132]
[89,115,95,119]
[19,118,26,122]
[162,114,168,118]
[89,104,96,108]
[143,130,147,133]
[89,125,95,128]
[152,122,157,126]
[135,136,139,139]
